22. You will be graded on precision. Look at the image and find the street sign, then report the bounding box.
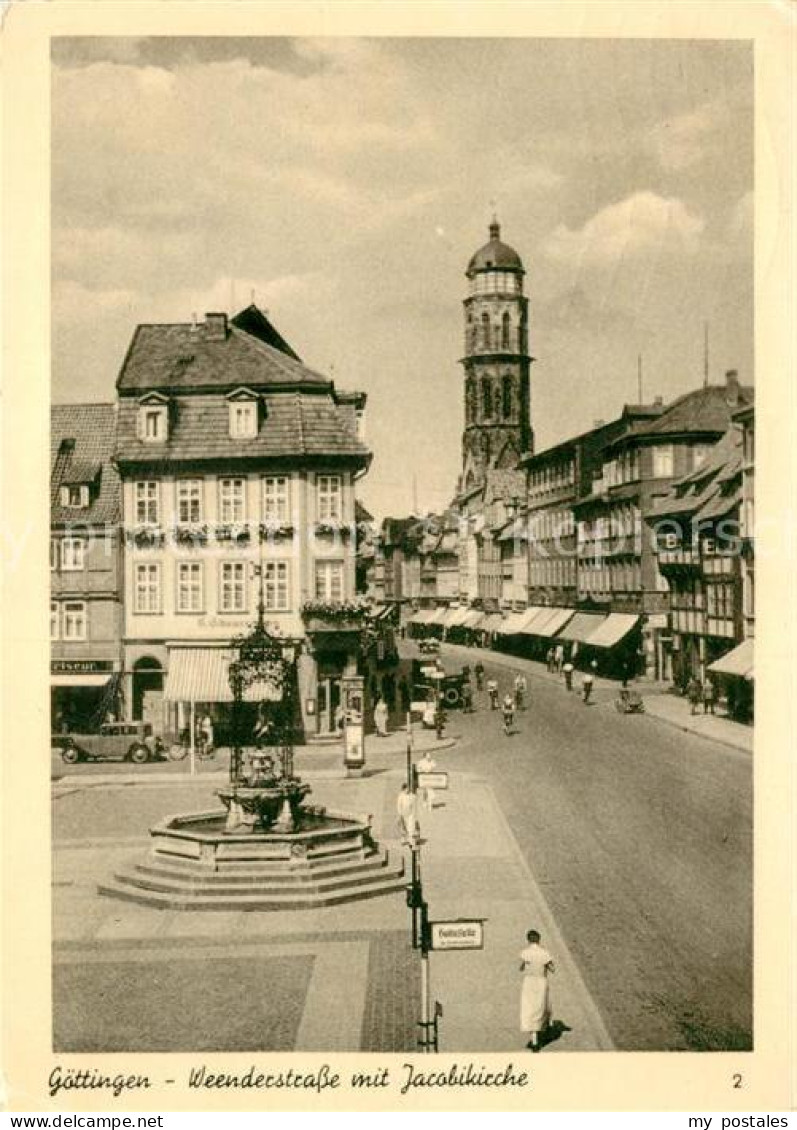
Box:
[416,770,448,791]
[429,919,485,951]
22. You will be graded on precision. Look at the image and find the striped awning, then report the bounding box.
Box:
[708,638,754,680]
[462,610,486,629]
[495,610,532,635]
[410,609,435,625]
[586,613,640,649]
[447,606,473,628]
[479,613,505,633]
[165,647,281,703]
[555,611,608,644]
[517,606,548,635]
[427,607,450,625]
[528,607,575,638]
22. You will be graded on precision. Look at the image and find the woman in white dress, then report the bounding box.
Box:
[519,929,555,1051]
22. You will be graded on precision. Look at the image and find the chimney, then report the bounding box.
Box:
[204,312,228,342]
[725,369,740,406]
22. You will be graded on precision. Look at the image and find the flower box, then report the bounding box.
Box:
[300,600,369,633]
[216,524,251,544]
[259,522,295,543]
[127,526,165,548]
[174,523,209,546]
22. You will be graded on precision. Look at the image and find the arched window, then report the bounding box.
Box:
[502,375,513,419]
[482,377,493,418]
[502,312,511,350]
[481,312,490,349]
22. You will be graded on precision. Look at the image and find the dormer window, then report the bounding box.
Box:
[137,393,170,444]
[227,388,260,439]
[60,484,89,508]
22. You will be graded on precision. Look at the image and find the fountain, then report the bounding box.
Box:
[99,595,404,911]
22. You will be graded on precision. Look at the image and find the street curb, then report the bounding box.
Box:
[55,737,459,790]
[639,704,753,756]
[479,779,616,1051]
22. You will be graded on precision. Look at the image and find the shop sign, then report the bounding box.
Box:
[429,919,485,951]
[51,659,114,675]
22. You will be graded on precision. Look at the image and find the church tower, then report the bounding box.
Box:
[460,219,532,490]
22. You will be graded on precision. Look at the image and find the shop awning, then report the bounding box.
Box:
[164,647,280,703]
[51,672,112,687]
[708,638,754,680]
[528,607,575,638]
[585,613,640,649]
[410,609,435,625]
[372,603,397,622]
[555,611,608,644]
[479,613,505,633]
[446,606,473,628]
[427,607,450,625]
[462,610,485,629]
[495,610,532,635]
[517,606,548,635]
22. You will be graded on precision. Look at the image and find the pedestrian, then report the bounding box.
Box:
[399,678,411,714]
[562,661,574,692]
[374,696,389,737]
[462,679,474,713]
[502,694,515,735]
[581,669,594,705]
[487,677,499,709]
[396,783,418,844]
[554,644,565,674]
[416,752,437,810]
[334,703,345,733]
[519,929,555,1052]
[703,677,717,715]
[514,672,527,710]
[686,676,702,716]
[546,648,555,673]
[199,712,214,754]
[474,662,485,691]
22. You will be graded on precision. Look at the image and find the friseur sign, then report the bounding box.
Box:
[429,919,485,951]
[51,659,114,675]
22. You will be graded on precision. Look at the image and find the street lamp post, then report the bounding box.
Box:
[404,710,441,1052]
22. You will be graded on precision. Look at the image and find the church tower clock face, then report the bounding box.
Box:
[460,219,533,489]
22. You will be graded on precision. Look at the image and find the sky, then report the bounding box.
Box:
[51,36,753,521]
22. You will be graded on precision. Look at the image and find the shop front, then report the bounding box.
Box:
[51,659,121,732]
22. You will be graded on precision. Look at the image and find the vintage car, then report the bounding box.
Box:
[53,721,165,765]
[418,637,441,655]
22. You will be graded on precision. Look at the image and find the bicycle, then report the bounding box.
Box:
[167,729,216,761]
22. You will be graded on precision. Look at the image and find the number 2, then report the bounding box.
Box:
[732,1074,743,1089]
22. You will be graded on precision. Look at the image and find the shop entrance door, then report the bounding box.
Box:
[316,675,342,735]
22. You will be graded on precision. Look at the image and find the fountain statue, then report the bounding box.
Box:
[98,580,404,911]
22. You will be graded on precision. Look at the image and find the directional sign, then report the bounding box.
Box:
[416,770,449,791]
[429,919,485,951]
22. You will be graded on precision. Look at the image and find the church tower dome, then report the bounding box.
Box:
[460,218,533,490]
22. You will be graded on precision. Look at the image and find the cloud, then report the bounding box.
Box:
[545,192,705,267]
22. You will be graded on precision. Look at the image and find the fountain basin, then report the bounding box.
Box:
[98,804,406,910]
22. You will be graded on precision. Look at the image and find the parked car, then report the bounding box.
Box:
[52,721,165,765]
[412,659,467,709]
[418,638,441,655]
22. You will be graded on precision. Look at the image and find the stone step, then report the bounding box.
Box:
[133,850,393,886]
[114,855,404,899]
[97,870,406,911]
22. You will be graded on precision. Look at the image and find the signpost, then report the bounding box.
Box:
[416,770,448,792]
[429,919,485,951]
